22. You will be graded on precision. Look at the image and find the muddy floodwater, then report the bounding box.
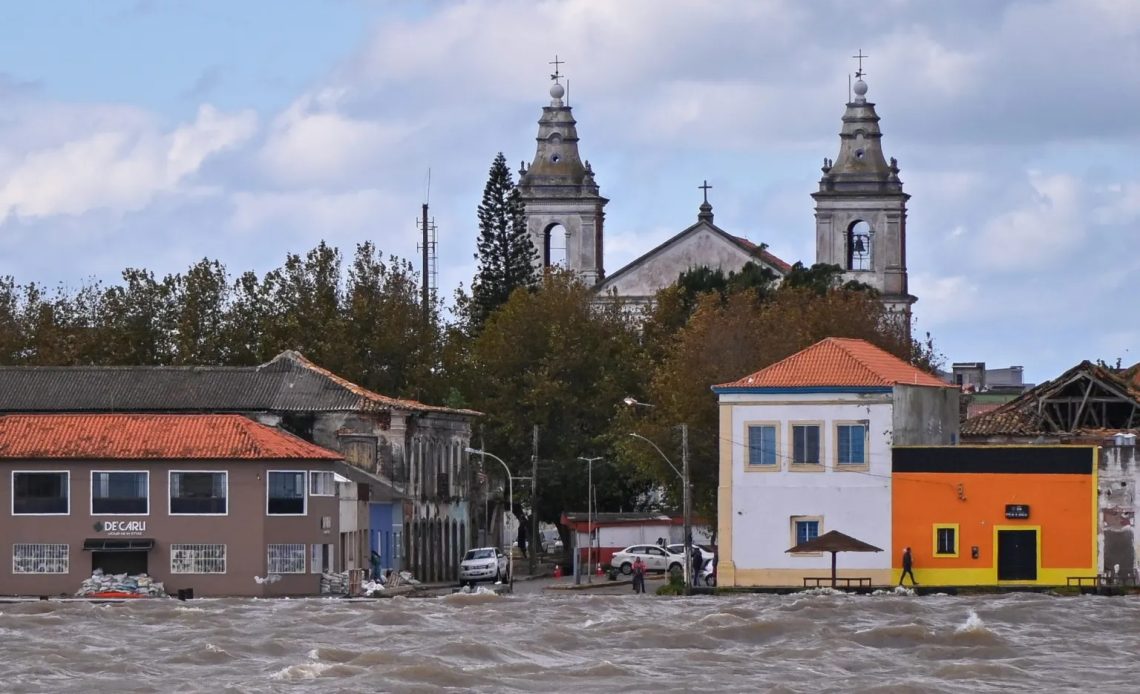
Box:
[1,589,1136,692]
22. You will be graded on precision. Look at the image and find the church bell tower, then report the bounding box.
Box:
[516,59,608,284]
[812,56,915,329]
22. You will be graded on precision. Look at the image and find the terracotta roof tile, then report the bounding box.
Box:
[717,337,952,389]
[731,235,793,274]
[0,414,343,460]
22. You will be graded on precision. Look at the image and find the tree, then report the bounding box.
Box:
[469,152,539,331]
[465,269,654,547]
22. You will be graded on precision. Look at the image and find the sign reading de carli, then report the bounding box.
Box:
[1005,504,1030,519]
[94,520,147,536]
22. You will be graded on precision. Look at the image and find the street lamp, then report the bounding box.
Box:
[577,456,602,583]
[625,397,693,595]
[466,447,515,587]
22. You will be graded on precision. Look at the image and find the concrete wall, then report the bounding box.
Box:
[892,384,960,445]
[1100,444,1139,581]
[718,392,895,586]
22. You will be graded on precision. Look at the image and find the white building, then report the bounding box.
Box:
[713,338,958,587]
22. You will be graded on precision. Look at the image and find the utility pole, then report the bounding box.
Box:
[420,202,430,324]
[530,425,539,575]
[682,423,692,595]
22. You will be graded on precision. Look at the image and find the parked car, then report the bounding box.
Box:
[666,543,716,566]
[459,547,509,585]
[611,544,683,576]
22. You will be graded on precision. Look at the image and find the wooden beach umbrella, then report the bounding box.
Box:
[785,530,883,588]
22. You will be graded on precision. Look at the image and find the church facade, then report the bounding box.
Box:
[512,65,915,321]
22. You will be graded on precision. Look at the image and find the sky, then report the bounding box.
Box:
[0,0,1137,384]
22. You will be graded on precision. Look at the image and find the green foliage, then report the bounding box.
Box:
[656,571,686,596]
[464,269,655,528]
[470,153,539,332]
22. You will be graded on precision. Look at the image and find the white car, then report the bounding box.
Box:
[459,547,508,585]
[666,543,715,566]
[611,544,684,576]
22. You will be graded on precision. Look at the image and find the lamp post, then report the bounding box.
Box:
[465,447,515,587]
[624,397,692,595]
[577,456,602,583]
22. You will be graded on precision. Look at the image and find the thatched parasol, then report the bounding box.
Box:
[785,530,883,588]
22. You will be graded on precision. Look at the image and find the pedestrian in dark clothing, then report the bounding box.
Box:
[691,545,704,586]
[899,546,918,586]
[517,524,528,559]
[632,557,646,594]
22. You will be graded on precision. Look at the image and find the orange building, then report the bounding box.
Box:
[892,446,1097,585]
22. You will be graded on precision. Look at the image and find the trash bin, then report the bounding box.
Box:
[348,569,364,597]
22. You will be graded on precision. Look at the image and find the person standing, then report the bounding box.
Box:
[517,523,528,560]
[899,546,918,586]
[691,545,704,587]
[632,556,646,594]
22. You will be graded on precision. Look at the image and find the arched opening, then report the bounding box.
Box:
[846,220,872,271]
[543,223,568,268]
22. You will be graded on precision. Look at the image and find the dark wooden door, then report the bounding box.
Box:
[997,530,1037,581]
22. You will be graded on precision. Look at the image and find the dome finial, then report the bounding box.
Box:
[548,54,566,101]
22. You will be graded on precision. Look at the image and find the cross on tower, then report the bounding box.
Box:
[549,55,564,82]
[699,180,713,204]
[852,49,868,79]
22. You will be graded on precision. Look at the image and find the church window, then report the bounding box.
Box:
[543,223,568,268]
[846,220,872,271]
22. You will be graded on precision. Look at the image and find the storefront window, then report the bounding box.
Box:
[267,543,306,574]
[12,472,69,515]
[92,472,149,514]
[170,472,227,515]
[171,544,226,573]
[13,543,69,574]
[267,471,306,515]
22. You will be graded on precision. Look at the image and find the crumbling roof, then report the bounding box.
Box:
[0,351,479,417]
[730,236,793,274]
[0,414,342,460]
[962,360,1140,437]
[715,337,950,390]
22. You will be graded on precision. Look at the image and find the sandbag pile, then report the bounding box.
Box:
[76,569,167,598]
[320,571,351,595]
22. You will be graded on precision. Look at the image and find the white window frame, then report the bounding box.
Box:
[310,543,335,574]
[267,543,306,574]
[90,470,150,516]
[170,544,227,574]
[835,422,868,467]
[266,470,307,516]
[309,470,335,497]
[13,543,69,574]
[789,422,823,467]
[168,470,229,516]
[11,470,70,516]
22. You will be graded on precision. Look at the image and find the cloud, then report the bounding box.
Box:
[0,104,256,219]
[973,171,1086,272]
[229,188,401,238]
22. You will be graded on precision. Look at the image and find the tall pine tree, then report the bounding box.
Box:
[470,152,538,331]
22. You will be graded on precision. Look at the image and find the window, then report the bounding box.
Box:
[170,472,227,515]
[310,544,334,573]
[92,472,148,514]
[171,544,226,574]
[267,544,306,574]
[13,543,68,574]
[795,519,820,546]
[934,525,958,557]
[747,425,777,467]
[268,471,306,515]
[836,425,867,466]
[792,425,821,465]
[309,471,335,497]
[13,472,69,515]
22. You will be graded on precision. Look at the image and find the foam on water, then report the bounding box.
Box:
[956,610,986,634]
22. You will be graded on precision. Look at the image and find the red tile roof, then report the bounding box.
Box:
[717,337,952,389]
[0,414,343,461]
[731,236,793,274]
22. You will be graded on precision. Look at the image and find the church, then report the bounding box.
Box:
[513,59,916,323]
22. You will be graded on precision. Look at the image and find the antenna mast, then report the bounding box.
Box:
[417,169,438,324]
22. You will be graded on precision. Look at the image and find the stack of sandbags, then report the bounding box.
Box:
[76,569,166,597]
[320,571,350,595]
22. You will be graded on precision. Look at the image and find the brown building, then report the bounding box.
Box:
[0,413,343,597]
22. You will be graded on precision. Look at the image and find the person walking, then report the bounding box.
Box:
[632,556,646,594]
[516,523,528,560]
[691,545,704,587]
[899,546,918,586]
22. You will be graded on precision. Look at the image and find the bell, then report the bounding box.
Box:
[853,238,866,254]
